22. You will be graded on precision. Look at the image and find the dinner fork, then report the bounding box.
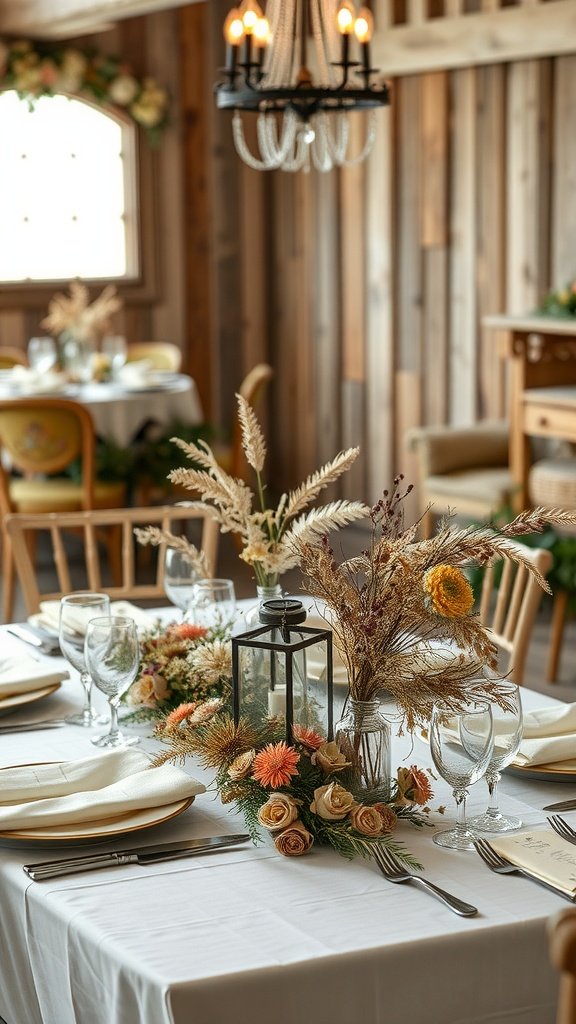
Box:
[372,845,478,917]
[473,838,574,902]
[547,815,576,845]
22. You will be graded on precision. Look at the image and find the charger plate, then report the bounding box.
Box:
[505,759,576,783]
[0,683,61,718]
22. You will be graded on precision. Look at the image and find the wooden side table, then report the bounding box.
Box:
[483,314,576,509]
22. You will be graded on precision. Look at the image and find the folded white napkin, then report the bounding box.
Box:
[9,367,67,394]
[116,360,154,388]
[514,704,576,767]
[0,655,68,699]
[33,600,155,639]
[0,749,205,829]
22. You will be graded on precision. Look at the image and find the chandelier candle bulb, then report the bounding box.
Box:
[223,9,245,75]
[354,7,374,75]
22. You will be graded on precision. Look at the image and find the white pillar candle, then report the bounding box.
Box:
[268,686,286,718]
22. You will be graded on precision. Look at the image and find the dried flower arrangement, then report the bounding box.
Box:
[164,394,369,588]
[1,39,169,141]
[298,477,576,732]
[41,282,123,344]
[154,699,432,862]
[125,622,232,718]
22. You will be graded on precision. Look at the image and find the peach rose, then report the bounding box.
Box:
[274,820,314,857]
[310,782,357,821]
[311,740,351,774]
[257,792,301,832]
[350,804,385,837]
[373,803,398,833]
[126,672,170,708]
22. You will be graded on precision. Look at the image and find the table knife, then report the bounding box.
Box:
[543,799,576,812]
[23,833,251,880]
[6,624,60,655]
[0,719,67,733]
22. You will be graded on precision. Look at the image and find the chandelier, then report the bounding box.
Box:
[215,0,389,173]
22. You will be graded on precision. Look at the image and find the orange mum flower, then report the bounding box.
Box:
[252,742,300,789]
[396,766,434,806]
[169,623,208,641]
[423,564,474,617]
[163,701,200,730]
[292,725,324,751]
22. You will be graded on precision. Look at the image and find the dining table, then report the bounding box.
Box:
[0,616,569,1024]
[0,373,204,446]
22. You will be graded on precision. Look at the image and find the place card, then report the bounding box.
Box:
[491,830,576,896]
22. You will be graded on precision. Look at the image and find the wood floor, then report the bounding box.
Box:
[2,523,575,705]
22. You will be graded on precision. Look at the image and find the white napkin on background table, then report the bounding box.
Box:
[33,600,156,638]
[514,703,576,766]
[116,360,154,388]
[0,655,68,698]
[8,367,68,394]
[0,749,205,829]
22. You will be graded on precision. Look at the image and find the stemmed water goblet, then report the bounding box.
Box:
[27,336,57,373]
[187,578,237,632]
[84,616,140,748]
[59,592,111,726]
[430,698,494,851]
[468,682,523,833]
[102,335,127,380]
[163,547,203,620]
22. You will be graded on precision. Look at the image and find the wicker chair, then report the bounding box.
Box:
[548,908,576,1024]
[407,421,513,537]
[529,457,576,682]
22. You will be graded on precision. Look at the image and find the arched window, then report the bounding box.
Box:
[0,91,138,283]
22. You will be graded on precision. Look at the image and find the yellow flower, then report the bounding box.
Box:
[423,565,473,617]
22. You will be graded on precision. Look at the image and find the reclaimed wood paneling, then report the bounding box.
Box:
[551,54,576,285]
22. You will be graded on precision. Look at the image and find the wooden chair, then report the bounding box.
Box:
[0,347,27,369]
[548,908,576,1024]
[0,398,126,623]
[125,342,182,372]
[5,505,220,615]
[407,421,513,537]
[478,537,553,685]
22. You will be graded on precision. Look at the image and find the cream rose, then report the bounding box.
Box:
[310,782,357,821]
[274,820,314,857]
[228,749,256,781]
[257,792,301,832]
[311,740,351,774]
[126,672,169,708]
[350,804,385,837]
[108,74,139,106]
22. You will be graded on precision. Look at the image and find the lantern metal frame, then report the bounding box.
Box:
[231,612,334,743]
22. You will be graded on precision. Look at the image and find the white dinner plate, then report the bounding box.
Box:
[0,793,194,847]
[0,683,62,718]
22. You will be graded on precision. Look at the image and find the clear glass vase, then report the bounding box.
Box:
[335,698,391,796]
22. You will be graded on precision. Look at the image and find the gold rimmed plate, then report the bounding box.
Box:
[505,759,576,783]
[0,683,61,718]
[0,761,196,847]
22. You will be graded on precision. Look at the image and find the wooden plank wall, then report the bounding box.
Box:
[199,30,576,510]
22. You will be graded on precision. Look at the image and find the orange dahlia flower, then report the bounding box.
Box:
[252,742,300,789]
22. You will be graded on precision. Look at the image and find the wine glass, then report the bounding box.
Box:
[163,547,203,619]
[59,592,111,726]
[85,616,140,748]
[188,578,236,632]
[468,682,523,833]
[102,335,127,379]
[430,698,494,851]
[28,336,57,373]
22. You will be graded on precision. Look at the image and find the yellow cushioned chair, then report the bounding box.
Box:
[0,347,27,369]
[125,342,182,372]
[0,398,126,623]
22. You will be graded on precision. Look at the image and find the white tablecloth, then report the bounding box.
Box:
[0,375,203,446]
[0,626,565,1024]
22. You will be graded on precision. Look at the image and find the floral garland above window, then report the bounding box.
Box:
[0,38,169,143]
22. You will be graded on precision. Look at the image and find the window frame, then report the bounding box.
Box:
[0,90,159,309]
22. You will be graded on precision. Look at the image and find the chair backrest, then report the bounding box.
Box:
[0,347,27,369]
[548,908,576,1024]
[233,363,273,480]
[126,342,182,372]
[0,398,96,516]
[478,538,553,685]
[5,505,220,615]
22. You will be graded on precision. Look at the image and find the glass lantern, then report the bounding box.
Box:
[231,598,334,743]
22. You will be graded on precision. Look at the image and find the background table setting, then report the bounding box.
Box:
[1,601,576,1024]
